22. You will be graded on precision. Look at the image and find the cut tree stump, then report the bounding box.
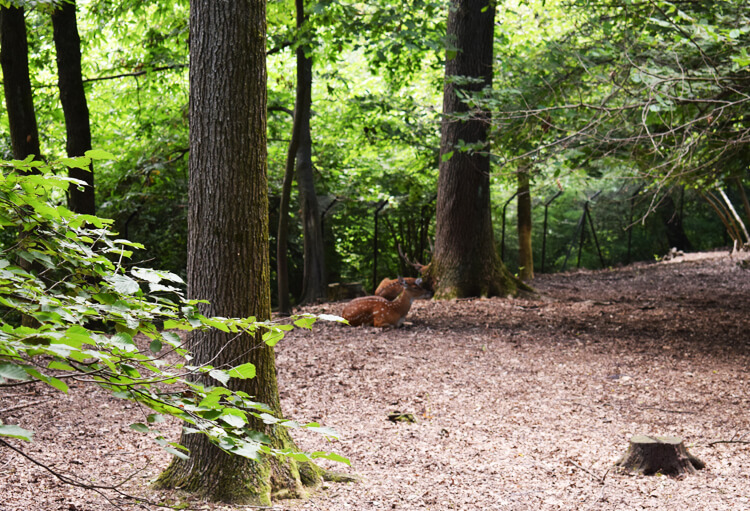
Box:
[615,435,705,476]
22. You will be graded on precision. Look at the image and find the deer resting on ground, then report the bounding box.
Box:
[343,277,430,327]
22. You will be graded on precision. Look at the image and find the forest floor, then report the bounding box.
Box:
[2,250,750,510]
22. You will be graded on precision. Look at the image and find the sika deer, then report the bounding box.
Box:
[343,277,430,327]
[375,276,423,300]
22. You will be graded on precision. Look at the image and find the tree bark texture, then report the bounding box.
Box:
[517,168,534,280]
[431,0,521,298]
[156,1,321,503]
[52,0,95,215]
[0,5,41,160]
[294,0,327,305]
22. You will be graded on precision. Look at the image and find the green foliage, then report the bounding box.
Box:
[6,0,744,302]
[0,156,346,465]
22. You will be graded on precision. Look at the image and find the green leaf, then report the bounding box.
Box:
[318,314,346,322]
[227,363,256,380]
[110,332,137,352]
[202,317,231,333]
[312,451,350,465]
[231,440,262,461]
[147,413,166,423]
[441,151,454,162]
[104,274,141,295]
[208,369,230,385]
[47,360,75,372]
[59,156,92,170]
[131,267,163,283]
[293,317,316,330]
[84,149,116,160]
[149,338,163,353]
[130,423,150,433]
[262,329,285,347]
[220,414,246,428]
[47,377,69,393]
[304,424,341,439]
[164,445,190,460]
[0,363,32,382]
[0,424,34,442]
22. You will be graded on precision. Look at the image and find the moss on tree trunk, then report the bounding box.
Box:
[154,0,335,504]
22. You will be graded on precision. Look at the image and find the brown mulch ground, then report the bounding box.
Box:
[2,251,750,510]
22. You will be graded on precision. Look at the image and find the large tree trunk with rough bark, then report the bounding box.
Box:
[430,0,526,299]
[155,1,322,504]
[1,5,41,160]
[517,167,534,280]
[52,0,95,215]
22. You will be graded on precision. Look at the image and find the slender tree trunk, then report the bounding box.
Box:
[733,177,750,226]
[430,0,527,298]
[52,0,95,214]
[156,1,321,503]
[1,4,43,328]
[517,167,534,280]
[295,0,326,305]
[659,192,692,251]
[0,5,40,160]
[276,118,298,315]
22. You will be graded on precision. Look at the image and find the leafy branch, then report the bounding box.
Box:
[0,155,348,498]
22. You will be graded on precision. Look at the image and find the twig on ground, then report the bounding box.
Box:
[0,439,175,509]
[708,440,750,446]
[638,406,695,414]
[0,399,51,414]
[567,458,608,484]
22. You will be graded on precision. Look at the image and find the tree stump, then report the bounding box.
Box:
[615,435,705,476]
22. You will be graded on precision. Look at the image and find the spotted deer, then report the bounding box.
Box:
[343,277,430,327]
[375,276,423,300]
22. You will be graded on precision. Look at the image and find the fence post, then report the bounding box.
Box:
[541,190,563,273]
[562,190,601,271]
[626,185,643,264]
[372,200,388,293]
[584,199,606,268]
[501,191,519,261]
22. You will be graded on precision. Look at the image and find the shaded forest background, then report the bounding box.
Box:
[4,0,748,307]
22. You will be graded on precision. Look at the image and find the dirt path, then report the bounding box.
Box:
[2,251,750,510]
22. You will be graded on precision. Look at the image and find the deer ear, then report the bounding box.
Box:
[397,276,405,285]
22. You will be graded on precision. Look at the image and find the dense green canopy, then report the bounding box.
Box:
[2,0,748,298]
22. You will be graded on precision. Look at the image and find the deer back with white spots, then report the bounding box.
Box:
[342,277,431,328]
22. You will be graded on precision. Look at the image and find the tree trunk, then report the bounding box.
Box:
[155,1,322,503]
[616,435,705,476]
[659,192,692,251]
[0,5,41,160]
[295,0,326,305]
[517,167,534,280]
[52,0,95,215]
[276,124,298,315]
[430,0,526,298]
